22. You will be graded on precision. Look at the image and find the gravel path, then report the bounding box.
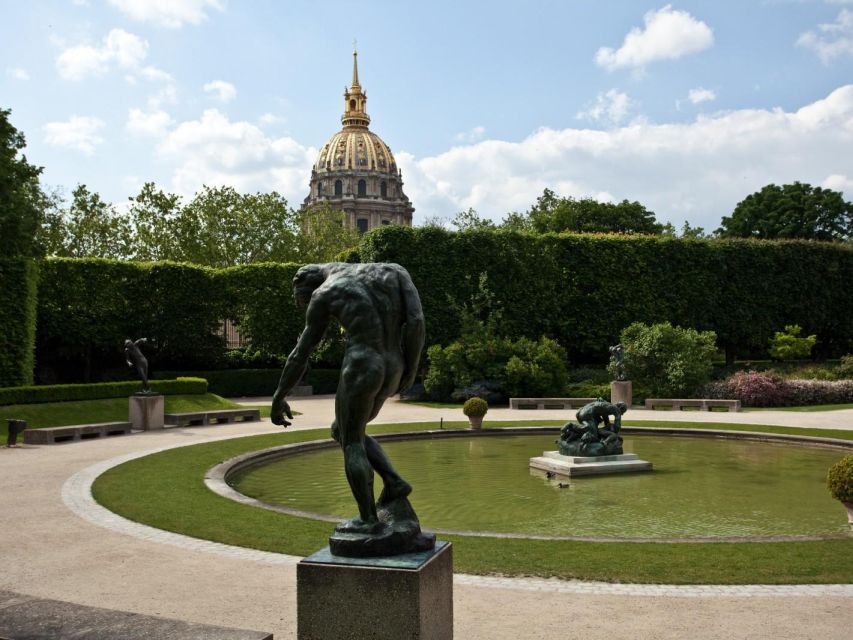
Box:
[2,396,852,639]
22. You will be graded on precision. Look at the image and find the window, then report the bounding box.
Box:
[357,179,366,196]
[334,180,342,196]
[380,181,387,198]
[350,99,356,110]
[317,182,324,196]
[381,220,390,225]
[356,218,369,234]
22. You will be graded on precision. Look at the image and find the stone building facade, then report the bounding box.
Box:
[302,49,414,232]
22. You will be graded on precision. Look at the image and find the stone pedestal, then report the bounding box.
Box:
[128,394,164,431]
[530,451,652,477]
[297,541,453,640]
[610,380,632,406]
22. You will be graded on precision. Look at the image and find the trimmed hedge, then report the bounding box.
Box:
[0,377,207,406]
[0,259,38,387]
[36,258,226,382]
[217,263,303,357]
[359,227,853,361]
[159,368,340,397]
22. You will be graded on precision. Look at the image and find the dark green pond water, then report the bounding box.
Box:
[230,435,851,539]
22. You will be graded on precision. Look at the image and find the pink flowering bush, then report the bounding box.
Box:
[701,370,853,407]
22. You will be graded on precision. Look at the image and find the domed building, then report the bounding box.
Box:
[302,49,414,232]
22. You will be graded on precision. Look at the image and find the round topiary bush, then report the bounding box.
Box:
[827,455,853,503]
[463,396,488,418]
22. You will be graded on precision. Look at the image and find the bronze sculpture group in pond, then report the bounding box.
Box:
[271,262,434,557]
[557,397,628,457]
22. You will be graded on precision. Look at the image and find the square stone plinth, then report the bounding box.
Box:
[297,541,453,640]
[530,451,652,477]
[610,380,632,406]
[129,394,164,431]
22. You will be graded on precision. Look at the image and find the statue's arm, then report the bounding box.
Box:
[271,299,330,425]
[398,270,425,393]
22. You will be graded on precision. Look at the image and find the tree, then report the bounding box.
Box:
[717,182,853,241]
[768,325,816,361]
[0,108,47,256]
[522,188,666,235]
[450,207,496,231]
[615,321,718,397]
[173,186,298,267]
[500,211,533,232]
[296,202,361,263]
[127,182,182,261]
[57,184,132,259]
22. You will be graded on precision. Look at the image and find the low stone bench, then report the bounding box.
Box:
[23,421,132,445]
[164,408,261,427]
[510,397,597,410]
[644,398,741,412]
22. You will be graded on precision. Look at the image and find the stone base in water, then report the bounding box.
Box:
[530,451,653,477]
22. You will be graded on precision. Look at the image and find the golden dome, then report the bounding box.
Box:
[313,129,398,175]
[312,48,398,176]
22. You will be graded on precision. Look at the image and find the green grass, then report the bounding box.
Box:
[1,393,240,442]
[91,420,853,584]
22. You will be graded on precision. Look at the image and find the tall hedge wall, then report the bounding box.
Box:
[22,230,853,386]
[217,262,303,356]
[0,259,38,387]
[358,226,853,361]
[37,258,226,382]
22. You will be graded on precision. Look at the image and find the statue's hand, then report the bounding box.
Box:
[270,393,293,428]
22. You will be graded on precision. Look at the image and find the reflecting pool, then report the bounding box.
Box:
[230,435,850,539]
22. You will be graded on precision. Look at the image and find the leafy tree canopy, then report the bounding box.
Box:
[41,183,361,267]
[0,108,48,257]
[717,182,853,241]
[513,188,667,235]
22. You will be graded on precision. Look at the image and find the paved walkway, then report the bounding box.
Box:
[2,396,853,639]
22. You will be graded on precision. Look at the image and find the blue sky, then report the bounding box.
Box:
[2,0,852,231]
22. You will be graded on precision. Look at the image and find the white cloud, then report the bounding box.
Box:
[454,126,486,143]
[157,109,315,198]
[687,87,716,105]
[43,116,105,154]
[577,89,634,125]
[595,5,714,72]
[127,108,174,137]
[203,80,237,103]
[797,9,853,64]
[822,173,853,195]
[258,113,285,126]
[108,0,225,28]
[56,28,148,80]
[6,67,29,80]
[396,85,853,231]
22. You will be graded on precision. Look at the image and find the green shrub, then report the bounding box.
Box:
[616,322,717,397]
[0,259,38,387]
[463,396,488,417]
[0,377,207,406]
[837,355,853,380]
[769,325,817,361]
[827,455,853,503]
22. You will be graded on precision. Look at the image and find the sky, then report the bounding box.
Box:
[2,0,852,231]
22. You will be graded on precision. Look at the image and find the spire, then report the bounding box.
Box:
[342,44,370,129]
[352,41,360,88]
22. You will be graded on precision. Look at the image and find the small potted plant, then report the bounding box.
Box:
[827,454,853,530]
[463,397,488,430]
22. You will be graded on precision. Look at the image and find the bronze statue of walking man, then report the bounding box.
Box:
[271,263,432,556]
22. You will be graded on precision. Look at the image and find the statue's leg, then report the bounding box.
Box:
[362,365,412,506]
[335,352,384,533]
